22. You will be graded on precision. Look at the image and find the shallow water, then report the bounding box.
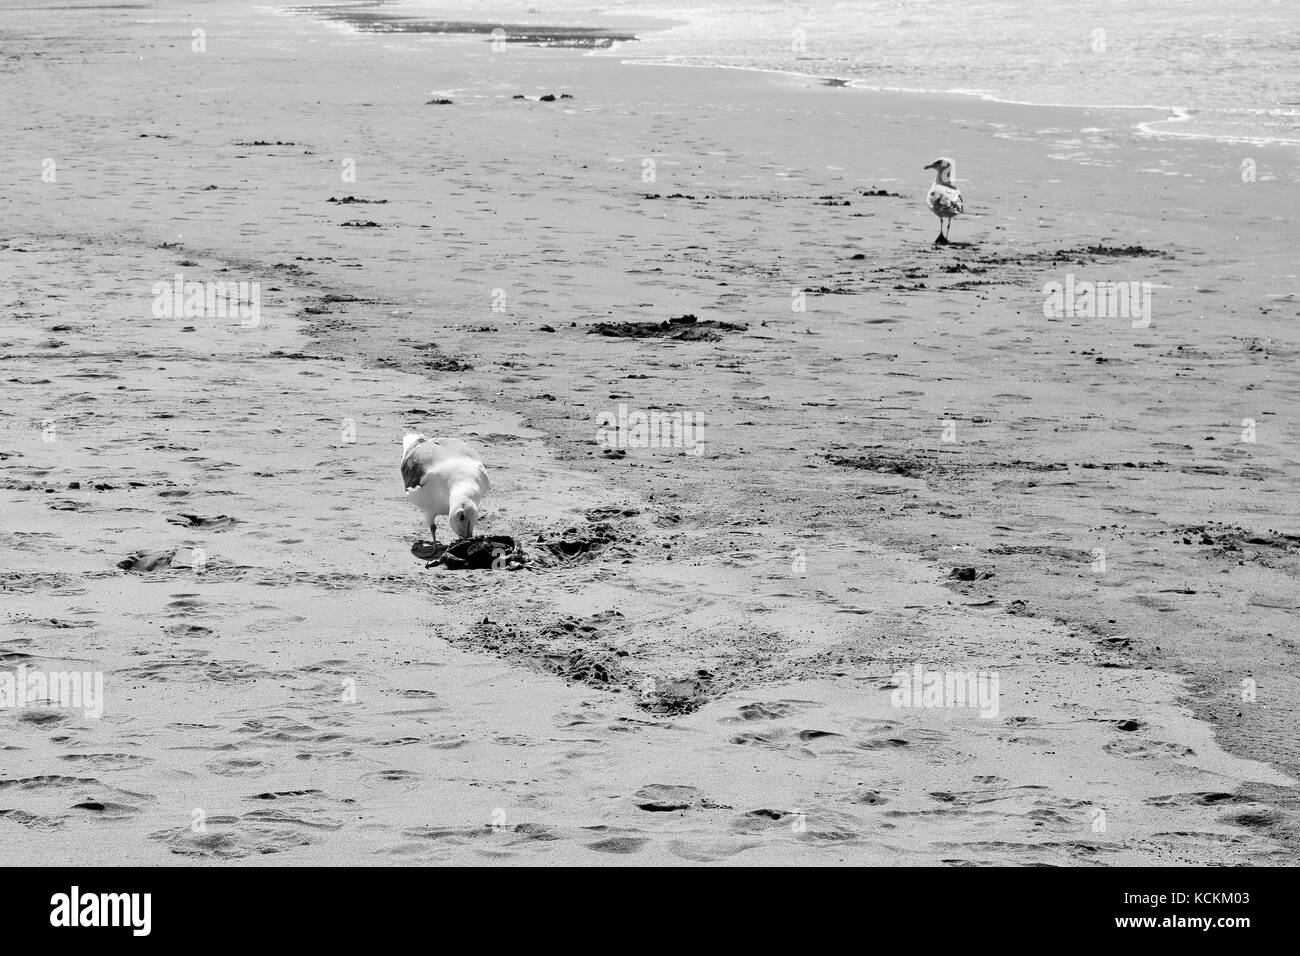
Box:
[383,0,1300,145]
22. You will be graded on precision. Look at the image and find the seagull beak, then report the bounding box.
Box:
[923,162,937,170]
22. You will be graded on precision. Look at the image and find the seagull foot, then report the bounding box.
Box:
[934,234,949,246]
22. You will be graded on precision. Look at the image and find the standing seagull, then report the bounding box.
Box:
[400,434,490,544]
[923,157,963,245]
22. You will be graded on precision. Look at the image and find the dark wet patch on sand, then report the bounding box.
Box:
[288,6,639,49]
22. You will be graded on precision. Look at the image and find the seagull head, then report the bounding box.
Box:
[924,157,956,183]
[449,499,480,540]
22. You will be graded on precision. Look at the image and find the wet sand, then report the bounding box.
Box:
[1,0,1298,864]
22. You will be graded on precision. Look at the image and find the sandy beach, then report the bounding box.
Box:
[1,0,1298,865]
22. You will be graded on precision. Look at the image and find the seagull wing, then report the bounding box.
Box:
[401,444,435,492]
[930,185,963,216]
[400,437,488,494]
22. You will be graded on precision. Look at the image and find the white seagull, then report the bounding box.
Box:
[923,156,963,245]
[400,434,490,543]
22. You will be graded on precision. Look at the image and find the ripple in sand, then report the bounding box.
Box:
[151,824,320,859]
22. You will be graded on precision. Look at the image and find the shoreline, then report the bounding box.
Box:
[606,62,1300,148]
[2,0,1297,864]
[286,0,1300,149]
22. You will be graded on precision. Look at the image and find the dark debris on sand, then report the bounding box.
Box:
[948,566,995,581]
[453,611,720,715]
[531,522,622,566]
[410,509,732,713]
[823,450,932,479]
[412,512,636,571]
[420,354,473,372]
[588,314,745,342]
[422,535,523,570]
[385,340,474,373]
[117,550,176,572]
[459,611,631,687]
[1167,523,1300,558]
[166,513,237,530]
[975,244,1174,267]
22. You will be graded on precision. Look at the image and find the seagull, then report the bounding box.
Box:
[923,157,963,245]
[400,434,490,544]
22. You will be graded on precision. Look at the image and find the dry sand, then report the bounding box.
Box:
[1,0,1298,864]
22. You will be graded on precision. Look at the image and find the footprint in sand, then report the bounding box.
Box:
[729,727,844,757]
[937,839,1111,866]
[0,570,85,595]
[666,837,760,862]
[0,774,156,827]
[203,756,271,777]
[119,652,272,683]
[1145,791,1251,808]
[151,819,320,859]
[385,823,563,858]
[583,830,650,855]
[70,798,152,821]
[0,808,66,831]
[358,768,423,793]
[847,787,893,806]
[241,805,345,833]
[59,753,153,772]
[731,806,864,846]
[632,783,729,812]
[718,699,821,723]
[14,709,70,728]
[854,727,970,765]
[1103,737,1194,759]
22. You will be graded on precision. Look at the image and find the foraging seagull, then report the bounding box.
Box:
[923,157,963,245]
[400,434,490,543]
